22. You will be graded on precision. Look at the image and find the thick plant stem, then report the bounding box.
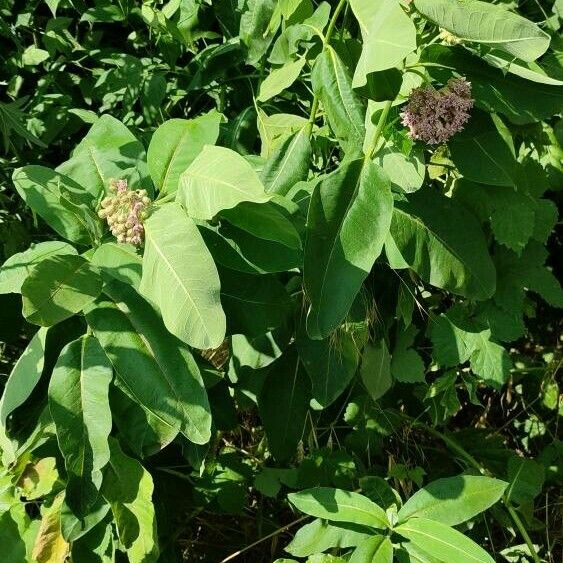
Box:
[406,416,541,562]
[307,0,348,134]
[363,99,393,165]
[505,503,541,563]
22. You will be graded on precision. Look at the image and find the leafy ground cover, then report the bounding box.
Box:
[0,0,562,562]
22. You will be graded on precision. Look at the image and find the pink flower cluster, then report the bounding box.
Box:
[400,77,474,145]
[98,179,151,245]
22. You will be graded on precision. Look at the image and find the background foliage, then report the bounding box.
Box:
[0,0,562,562]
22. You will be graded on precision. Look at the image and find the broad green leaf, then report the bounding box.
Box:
[421,45,563,124]
[398,475,507,525]
[240,0,278,66]
[32,494,70,563]
[219,267,293,337]
[449,112,519,187]
[86,281,211,444]
[60,497,110,543]
[414,0,550,62]
[482,51,563,86]
[258,58,306,102]
[201,222,301,274]
[506,457,545,505]
[22,45,49,65]
[49,335,113,518]
[86,279,212,444]
[311,46,365,154]
[260,127,312,195]
[110,383,179,458]
[178,145,270,220]
[350,535,393,563]
[387,190,496,300]
[430,307,511,388]
[141,202,226,349]
[350,0,417,87]
[394,517,494,563]
[0,328,47,428]
[297,322,361,410]
[22,254,103,326]
[102,438,159,563]
[490,200,535,254]
[91,242,142,289]
[305,160,392,339]
[220,201,302,250]
[391,328,425,383]
[258,348,310,461]
[12,166,92,244]
[57,114,150,199]
[17,457,59,501]
[288,487,389,530]
[0,242,77,294]
[0,511,26,563]
[257,110,309,158]
[147,111,222,195]
[71,519,114,563]
[360,339,392,401]
[374,143,425,194]
[286,519,372,557]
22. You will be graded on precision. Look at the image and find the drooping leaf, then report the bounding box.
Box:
[311,46,366,154]
[414,0,550,62]
[305,159,393,339]
[101,438,159,563]
[350,0,417,87]
[387,189,496,300]
[12,166,93,245]
[147,111,222,195]
[288,487,389,530]
[258,348,311,461]
[178,145,270,220]
[141,202,226,350]
[22,254,103,326]
[86,279,212,445]
[286,519,372,558]
[394,517,494,563]
[32,494,70,563]
[48,335,113,518]
[397,475,507,525]
[0,242,77,294]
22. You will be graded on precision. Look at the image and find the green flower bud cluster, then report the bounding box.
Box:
[97,179,151,245]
